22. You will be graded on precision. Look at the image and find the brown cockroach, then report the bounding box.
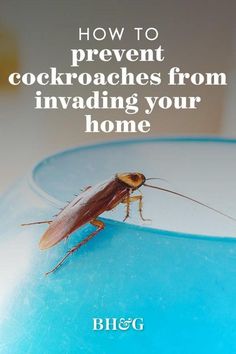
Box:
[22,172,236,275]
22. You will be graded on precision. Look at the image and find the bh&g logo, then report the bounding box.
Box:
[93,318,144,331]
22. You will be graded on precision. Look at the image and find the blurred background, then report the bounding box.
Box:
[0,0,235,192]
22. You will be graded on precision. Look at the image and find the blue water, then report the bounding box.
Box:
[1,138,236,354]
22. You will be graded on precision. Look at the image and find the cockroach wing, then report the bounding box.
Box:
[39,177,129,250]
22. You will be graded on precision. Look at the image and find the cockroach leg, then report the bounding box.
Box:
[122,195,150,222]
[21,220,52,226]
[136,195,151,222]
[122,192,131,222]
[45,219,105,276]
[80,185,92,193]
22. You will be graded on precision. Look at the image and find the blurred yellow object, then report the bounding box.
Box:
[0,27,19,90]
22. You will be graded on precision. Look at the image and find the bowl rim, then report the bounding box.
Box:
[28,136,236,242]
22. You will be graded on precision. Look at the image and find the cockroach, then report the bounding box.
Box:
[22,172,236,275]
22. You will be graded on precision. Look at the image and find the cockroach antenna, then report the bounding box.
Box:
[145,177,168,182]
[143,183,236,222]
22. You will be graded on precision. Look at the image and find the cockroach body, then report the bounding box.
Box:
[23,173,147,274]
[22,172,236,275]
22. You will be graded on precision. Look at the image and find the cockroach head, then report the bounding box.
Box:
[116,172,146,190]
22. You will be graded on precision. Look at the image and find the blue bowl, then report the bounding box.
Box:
[1,137,236,354]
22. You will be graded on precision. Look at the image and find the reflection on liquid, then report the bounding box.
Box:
[0,230,34,322]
